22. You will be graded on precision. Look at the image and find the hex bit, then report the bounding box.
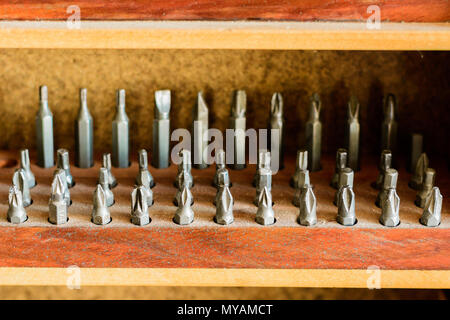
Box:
[174,170,194,207]
[376,168,398,208]
[409,133,423,173]
[252,149,269,187]
[334,168,353,206]
[373,150,392,190]
[75,88,94,168]
[92,184,111,225]
[420,187,442,227]
[12,168,32,207]
[99,167,114,207]
[298,185,317,226]
[135,149,155,189]
[102,153,117,188]
[381,94,398,161]
[380,188,400,227]
[345,96,360,171]
[49,174,68,225]
[331,148,348,189]
[213,149,228,188]
[214,181,234,225]
[173,186,194,225]
[57,149,75,188]
[53,169,71,206]
[214,169,230,206]
[255,186,275,226]
[305,93,322,172]
[415,168,436,208]
[152,90,171,169]
[290,150,308,188]
[20,149,36,188]
[228,90,247,170]
[192,91,209,169]
[131,185,151,226]
[269,92,284,170]
[409,153,429,190]
[254,152,272,206]
[36,85,54,168]
[112,89,130,168]
[336,184,356,226]
[175,149,193,189]
[292,169,310,207]
[7,186,27,224]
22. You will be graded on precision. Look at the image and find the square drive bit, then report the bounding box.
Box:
[36,85,54,168]
[152,90,171,169]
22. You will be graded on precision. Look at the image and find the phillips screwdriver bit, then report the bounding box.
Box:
[420,187,442,227]
[57,149,74,188]
[152,90,171,169]
[135,149,155,189]
[415,168,436,208]
[334,168,353,206]
[192,91,209,169]
[409,133,423,173]
[214,169,230,206]
[174,149,193,189]
[49,174,68,225]
[305,93,322,172]
[252,149,270,187]
[292,169,310,207]
[53,168,71,206]
[173,186,194,225]
[381,94,398,162]
[99,167,114,207]
[36,85,54,168]
[298,185,317,226]
[7,186,27,224]
[92,184,111,225]
[12,168,32,207]
[345,96,360,171]
[75,88,94,168]
[409,152,429,190]
[20,149,36,188]
[290,150,308,188]
[112,89,130,168]
[269,92,284,170]
[174,170,194,207]
[254,151,272,206]
[255,186,275,226]
[376,168,398,208]
[380,188,400,227]
[337,184,356,226]
[102,153,117,188]
[373,150,392,190]
[228,90,247,170]
[131,185,151,226]
[214,182,234,225]
[331,148,348,189]
[213,149,228,188]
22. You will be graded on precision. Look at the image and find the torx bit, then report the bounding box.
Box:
[290,150,308,188]
[228,90,247,170]
[409,133,423,173]
[214,183,234,225]
[173,186,194,225]
[380,188,400,227]
[255,186,275,226]
[409,153,429,190]
[131,185,151,226]
[7,186,27,224]
[415,168,436,208]
[174,149,193,189]
[298,185,317,226]
[92,184,111,225]
[20,149,36,188]
[112,89,130,168]
[373,150,392,190]
[75,88,94,168]
[99,167,114,207]
[269,92,284,170]
[305,93,322,172]
[214,170,230,206]
[334,168,354,206]
[420,187,442,227]
[253,149,270,188]
[381,94,398,161]
[337,184,356,226]
[254,152,272,206]
[56,148,74,188]
[102,153,117,188]
[331,148,348,189]
[12,168,32,207]
[135,149,155,189]
[36,85,54,168]
[49,174,68,225]
[376,168,398,208]
[213,149,228,188]
[152,90,171,169]
[53,168,71,206]
[292,169,310,207]
[192,91,209,169]
[345,96,360,171]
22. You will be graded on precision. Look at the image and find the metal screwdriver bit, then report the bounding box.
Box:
[337,185,356,226]
[298,185,317,226]
[269,92,284,170]
[331,148,348,189]
[36,85,54,168]
[228,90,247,170]
[174,170,194,207]
[254,152,272,206]
[334,168,353,206]
[376,168,398,208]
[131,185,151,226]
[20,149,36,188]
[102,153,117,188]
[415,168,436,208]
[305,93,322,172]
[12,168,32,207]
[99,167,114,207]
[175,149,193,189]
[173,186,194,225]
[213,149,228,188]
[215,184,234,225]
[381,94,398,160]
[57,149,74,188]
[92,184,111,225]
[112,89,130,168]
[192,91,209,169]
[409,153,429,190]
[409,133,423,173]
[420,187,442,227]
[253,149,270,187]
[214,170,230,206]
[255,186,275,226]
[373,150,392,190]
[345,96,360,171]
[53,168,71,206]
[49,174,68,225]
[152,90,171,169]
[7,186,27,224]
[135,149,155,189]
[290,150,308,188]
[380,188,400,227]
[292,169,310,207]
[75,88,94,168]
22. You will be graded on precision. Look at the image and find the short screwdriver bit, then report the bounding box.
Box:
[57,149,75,188]
[254,152,272,206]
[213,149,228,188]
[214,170,230,206]
[228,90,247,170]
[174,149,193,189]
[173,186,194,225]
[99,167,114,207]
[253,149,270,187]
[131,185,151,226]
[376,168,398,208]
[92,184,111,225]
[36,85,54,168]
[135,149,155,189]
[152,90,171,169]
[292,169,310,207]
[305,93,322,172]
[381,94,398,161]
[334,168,353,206]
[290,150,308,188]
[409,153,429,190]
[345,96,360,171]
[7,186,27,224]
[415,168,436,208]
[420,187,442,227]
[331,148,347,189]
[215,183,234,225]
[255,186,275,226]
[337,184,356,226]
[75,88,94,168]
[112,89,130,168]
[53,168,71,206]
[409,133,423,173]
[174,170,194,207]
[102,153,117,188]
[269,92,284,170]
[298,185,317,226]
[49,174,68,225]
[380,188,400,227]
[192,91,209,169]
[373,150,392,190]
[20,149,36,188]
[12,168,32,207]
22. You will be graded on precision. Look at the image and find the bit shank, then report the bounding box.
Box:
[306,93,322,172]
[420,187,442,227]
[112,89,130,168]
[36,85,54,168]
[75,88,94,168]
[269,92,284,170]
[345,96,360,171]
[7,186,27,224]
[20,149,36,188]
[57,148,74,188]
[192,91,209,169]
[229,90,247,170]
[152,90,171,168]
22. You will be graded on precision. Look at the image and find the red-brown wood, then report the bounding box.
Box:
[0,1,448,22]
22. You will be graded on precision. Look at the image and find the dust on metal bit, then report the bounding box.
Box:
[345,96,360,171]
[290,150,307,188]
[92,184,111,225]
[49,174,68,225]
[373,150,392,190]
[102,153,117,188]
[192,91,209,169]
[57,148,75,188]
[269,92,284,170]
[20,149,36,188]
[415,168,436,208]
[131,185,151,226]
[298,185,317,226]
[7,186,27,224]
[334,168,353,206]
[36,85,54,168]
[12,168,32,207]
[112,89,130,168]
[228,90,247,170]
[330,148,347,189]
[255,186,275,226]
[99,167,114,207]
[75,88,94,168]
[152,90,171,169]
[409,152,429,190]
[173,186,194,225]
[305,93,322,172]
[420,187,442,227]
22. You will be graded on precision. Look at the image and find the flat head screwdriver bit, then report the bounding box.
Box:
[192,91,209,169]
[131,185,151,226]
[213,149,228,188]
[7,186,27,224]
[409,153,429,190]
[254,152,272,206]
[174,170,194,207]
[152,90,171,169]
[337,185,356,226]
[345,96,360,171]
[381,94,398,162]
[99,167,114,207]
[53,168,71,206]
[253,149,270,188]
[228,90,247,170]
[376,168,398,208]
[373,150,392,190]
[174,149,193,189]
[290,150,308,188]
[420,187,442,227]
[298,185,317,226]
[409,133,423,173]
[255,186,275,226]
[415,168,436,208]
[49,174,68,225]
[20,149,36,188]
[56,148,74,188]
[305,93,322,172]
[269,92,284,170]
[36,85,54,168]
[102,153,117,188]
[292,169,310,207]
[12,168,32,207]
[214,169,230,206]
[135,149,155,189]
[173,186,194,225]
[112,89,130,168]
[331,148,348,189]
[380,188,400,227]
[92,184,111,225]
[75,88,94,168]
[215,184,234,225]
[334,168,353,206]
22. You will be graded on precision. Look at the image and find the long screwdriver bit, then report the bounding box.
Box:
[381,94,398,161]
[135,149,155,189]
[293,169,310,207]
[12,168,32,207]
[298,185,317,226]
[49,174,68,225]
[409,152,429,190]
[214,169,230,206]
[215,183,234,225]
[373,150,392,190]
[380,188,400,227]
[7,186,27,224]
[57,149,74,188]
[290,150,307,188]
[112,89,129,168]
[102,153,117,188]
[192,91,209,169]
[53,168,71,206]
[409,133,423,173]
[174,170,194,207]
[36,85,54,168]
[305,93,322,172]
[20,149,36,188]
[173,186,194,225]
[334,168,353,206]
[415,168,435,208]
[213,149,228,188]
[254,152,272,206]
[175,149,193,189]
[420,187,442,227]
[269,92,284,170]
[75,88,94,168]
[255,186,275,226]
[152,90,171,168]
[228,90,246,170]
[99,167,114,207]
[331,148,347,189]
[337,184,356,226]
[92,184,111,225]
[376,168,398,208]
[131,185,151,226]
[345,96,360,171]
